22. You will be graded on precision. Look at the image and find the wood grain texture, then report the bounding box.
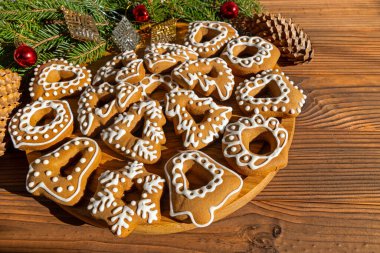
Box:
[1,0,380,252]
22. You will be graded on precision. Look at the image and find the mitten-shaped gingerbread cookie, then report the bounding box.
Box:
[87,161,165,237]
[165,89,232,150]
[26,137,101,206]
[29,59,91,101]
[235,69,307,117]
[165,151,242,227]
[101,100,166,164]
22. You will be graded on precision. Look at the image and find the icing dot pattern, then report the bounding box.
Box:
[222,114,288,175]
[29,58,91,101]
[25,137,101,206]
[8,100,74,151]
[235,69,307,118]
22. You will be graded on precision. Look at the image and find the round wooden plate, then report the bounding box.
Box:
[25,22,297,234]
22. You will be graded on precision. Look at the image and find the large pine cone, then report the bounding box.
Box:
[231,13,314,65]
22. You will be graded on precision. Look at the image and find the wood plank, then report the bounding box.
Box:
[1,201,380,252]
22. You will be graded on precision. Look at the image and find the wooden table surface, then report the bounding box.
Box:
[1,0,380,252]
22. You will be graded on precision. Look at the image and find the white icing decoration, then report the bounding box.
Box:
[110,206,135,236]
[165,89,232,149]
[115,59,144,83]
[222,36,273,67]
[25,137,100,203]
[87,188,116,214]
[222,114,288,171]
[143,175,165,194]
[121,161,144,179]
[8,100,73,149]
[165,151,243,227]
[136,198,158,224]
[173,58,234,101]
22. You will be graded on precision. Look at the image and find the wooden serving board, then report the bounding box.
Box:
[25,22,297,234]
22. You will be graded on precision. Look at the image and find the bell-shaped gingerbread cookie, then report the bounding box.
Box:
[101,100,166,164]
[144,43,198,74]
[221,36,280,76]
[87,161,165,237]
[222,113,288,176]
[8,100,74,151]
[77,82,142,136]
[26,137,102,206]
[29,59,91,101]
[184,21,239,58]
[165,89,232,150]
[93,50,138,85]
[165,151,243,227]
[172,57,235,101]
[235,69,307,118]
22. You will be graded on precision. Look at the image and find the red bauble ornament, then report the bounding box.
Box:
[132,4,150,22]
[220,1,239,19]
[13,45,38,68]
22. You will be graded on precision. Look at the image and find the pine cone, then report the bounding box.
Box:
[0,69,21,156]
[231,13,314,65]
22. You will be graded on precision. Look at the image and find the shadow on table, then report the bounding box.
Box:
[0,150,85,226]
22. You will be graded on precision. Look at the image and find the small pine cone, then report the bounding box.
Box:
[231,13,314,65]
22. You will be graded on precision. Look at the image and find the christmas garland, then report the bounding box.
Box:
[0,0,262,74]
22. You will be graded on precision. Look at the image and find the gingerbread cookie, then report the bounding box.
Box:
[138,74,178,99]
[184,21,239,58]
[165,151,243,227]
[235,69,307,117]
[222,114,288,176]
[8,100,73,151]
[172,57,234,101]
[77,82,142,136]
[87,161,165,237]
[26,137,101,206]
[165,89,232,150]
[101,100,166,164]
[93,50,138,85]
[115,59,146,84]
[29,59,91,101]
[220,36,280,76]
[144,43,198,74]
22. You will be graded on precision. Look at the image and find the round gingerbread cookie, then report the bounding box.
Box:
[29,59,91,101]
[26,137,101,206]
[8,100,73,151]
[87,161,165,237]
[222,113,288,176]
[184,21,239,58]
[235,69,307,117]
[165,150,243,227]
[172,57,235,101]
[144,43,198,74]
[220,36,280,76]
